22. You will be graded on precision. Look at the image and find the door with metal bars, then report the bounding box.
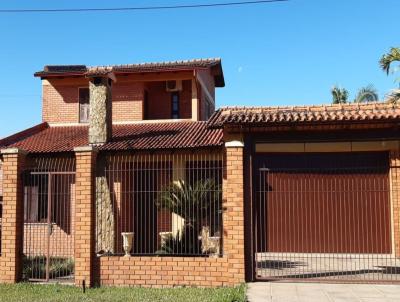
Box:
[23,171,75,282]
[254,152,400,283]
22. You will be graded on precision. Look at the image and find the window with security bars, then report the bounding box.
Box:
[95,152,224,257]
[79,88,90,123]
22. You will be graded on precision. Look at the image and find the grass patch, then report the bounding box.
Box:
[0,283,246,302]
[22,257,74,280]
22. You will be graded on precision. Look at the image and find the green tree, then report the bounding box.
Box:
[385,89,400,104]
[380,47,400,103]
[331,86,349,104]
[354,85,379,103]
[380,47,400,76]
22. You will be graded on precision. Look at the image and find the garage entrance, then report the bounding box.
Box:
[254,152,400,282]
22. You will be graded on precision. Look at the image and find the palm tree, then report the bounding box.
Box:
[380,47,400,76]
[380,47,400,104]
[156,179,221,254]
[331,86,349,104]
[354,85,379,103]
[385,89,400,104]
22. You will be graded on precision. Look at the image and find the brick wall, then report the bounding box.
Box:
[112,82,144,122]
[99,256,233,287]
[74,147,97,287]
[145,80,192,120]
[92,145,245,287]
[0,150,26,283]
[23,224,73,258]
[43,78,197,124]
[43,79,145,124]
[0,158,3,197]
[390,151,400,257]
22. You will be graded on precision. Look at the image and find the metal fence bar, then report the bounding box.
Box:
[22,156,75,282]
[95,150,224,257]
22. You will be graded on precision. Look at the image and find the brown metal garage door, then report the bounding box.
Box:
[254,152,398,282]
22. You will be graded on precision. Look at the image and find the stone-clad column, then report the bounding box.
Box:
[88,76,113,145]
[0,148,27,283]
[74,146,98,287]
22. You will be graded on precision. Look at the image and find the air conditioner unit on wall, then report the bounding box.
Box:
[166,80,183,92]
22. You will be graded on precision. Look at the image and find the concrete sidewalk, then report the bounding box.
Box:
[246,282,400,302]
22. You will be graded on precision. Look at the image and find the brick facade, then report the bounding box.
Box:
[99,256,235,287]
[145,80,192,120]
[42,72,216,124]
[390,151,400,257]
[74,146,98,287]
[0,149,26,283]
[43,79,145,124]
[93,145,245,287]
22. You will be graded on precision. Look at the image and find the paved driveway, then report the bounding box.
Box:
[247,282,400,302]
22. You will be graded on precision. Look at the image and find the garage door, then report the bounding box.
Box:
[254,152,397,282]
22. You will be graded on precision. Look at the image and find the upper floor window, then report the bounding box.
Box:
[79,88,90,123]
[171,92,180,119]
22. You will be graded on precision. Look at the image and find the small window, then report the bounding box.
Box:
[171,92,180,119]
[79,88,90,123]
[143,90,149,120]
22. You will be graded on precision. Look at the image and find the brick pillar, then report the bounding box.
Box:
[74,146,98,287]
[0,148,27,283]
[223,140,245,285]
[390,151,400,256]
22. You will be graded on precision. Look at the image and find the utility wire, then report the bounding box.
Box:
[0,0,289,13]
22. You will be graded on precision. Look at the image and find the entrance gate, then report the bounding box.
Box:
[23,171,75,282]
[253,152,400,283]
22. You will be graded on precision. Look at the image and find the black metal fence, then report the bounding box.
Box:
[23,156,75,282]
[96,151,224,257]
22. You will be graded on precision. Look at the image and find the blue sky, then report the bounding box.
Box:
[0,0,399,138]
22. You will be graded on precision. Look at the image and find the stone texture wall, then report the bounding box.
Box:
[95,176,115,254]
[88,79,112,145]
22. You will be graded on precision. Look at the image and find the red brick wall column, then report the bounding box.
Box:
[390,151,400,257]
[223,140,245,284]
[74,146,98,287]
[0,148,27,283]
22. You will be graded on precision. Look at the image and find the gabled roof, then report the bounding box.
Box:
[207,102,400,128]
[0,121,223,154]
[34,58,225,87]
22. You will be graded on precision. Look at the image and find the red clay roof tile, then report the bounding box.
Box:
[207,102,400,128]
[34,58,225,87]
[0,121,223,154]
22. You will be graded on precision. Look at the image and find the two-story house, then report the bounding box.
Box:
[36,59,224,125]
[1,57,400,287]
